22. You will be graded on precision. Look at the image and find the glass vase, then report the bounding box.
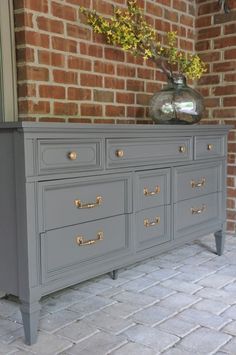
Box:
[149,74,204,124]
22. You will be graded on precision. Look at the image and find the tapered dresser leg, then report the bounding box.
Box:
[20,300,41,345]
[214,229,225,256]
[111,269,119,280]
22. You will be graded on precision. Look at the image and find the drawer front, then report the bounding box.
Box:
[136,205,171,250]
[39,174,132,232]
[136,168,170,211]
[195,136,225,160]
[107,138,193,168]
[174,162,222,202]
[38,139,103,175]
[174,192,221,239]
[41,214,131,283]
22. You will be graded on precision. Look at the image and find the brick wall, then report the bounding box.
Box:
[13,0,195,123]
[196,0,236,233]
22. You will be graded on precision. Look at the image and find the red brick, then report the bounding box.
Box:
[93,0,113,15]
[214,85,236,96]
[104,77,125,90]
[198,2,219,15]
[214,36,236,49]
[53,70,77,84]
[18,83,36,97]
[19,100,50,114]
[117,65,136,77]
[226,221,236,232]
[224,23,236,35]
[116,92,135,104]
[15,31,49,48]
[68,88,91,101]
[146,2,162,17]
[155,20,171,32]
[14,12,33,27]
[81,103,103,116]
[225,73,236,82]
[195,16,212,28]
[38,50,65,67]
[16,48,35,63]
[52,36,77,53]
[54,102,78,115]
[51,2,76,21]
[39,85,65,99]
[227,198,235,209]
[18,66,49,81]
[225,49,236,60]
[80,73,103,87]
[105,105,125,117]
[94,61,115,75]
[39,117,65,122]
[198,26,221,40]
[24,0,48,12]
[94,90,114,103]
[180,14,194,27]
[223,97,236,107]
[137,68,154,80]
[68,56,91,71]
[136,93,152,105]
[127,80,144,92]
[200,52,220,62]
[127,106,145,118]
[104,48,125,62]
[80,43,103,58]
[66,0,90,6]
[67,24,91,40]
[195,40,211,51]
[198,75,220,85]
[213,61,236,72]
[37,17,64,34]
[68,118,92,123]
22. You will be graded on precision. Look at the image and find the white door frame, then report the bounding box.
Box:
[0,0,17,122]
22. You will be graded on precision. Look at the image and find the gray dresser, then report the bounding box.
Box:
[0,123,231,344]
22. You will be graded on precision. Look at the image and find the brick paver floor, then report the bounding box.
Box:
[0,234,236,354]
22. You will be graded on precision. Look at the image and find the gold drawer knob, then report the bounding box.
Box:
[207,144,213,151]
[74,196,102,209]
[179,145,186,153]
[191,177,206,188]
[191,204,206,215]
[68,151,77,160]
[76,231,104,246]
[116,149,124,158]
[144,216,160,227]
[144,185,160,196]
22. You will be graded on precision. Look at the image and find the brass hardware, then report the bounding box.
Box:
[207,144,213,151]
[74,196,102,209]
[191,204,206,215]
[191,177,206,188]
[143,185,160,196]
[144,216,160,227]
[179,145,186,153]
[67,151,77,160]
[76,231,104,246]
[116,149,124,158]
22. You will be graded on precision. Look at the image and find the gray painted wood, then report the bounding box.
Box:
[0,122,231,345]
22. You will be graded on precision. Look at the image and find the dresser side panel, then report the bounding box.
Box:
[0,131,18,295]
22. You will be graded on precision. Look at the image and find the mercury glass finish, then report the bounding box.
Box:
[149,75,204,125]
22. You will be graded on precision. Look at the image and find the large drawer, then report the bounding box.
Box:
[174,162,222,202]
[37,139,103,175]
[174,192,222,239]
[40,214,131,283]
[39,174,132,231]
[136,205,171,251]
[195,135,225,160]
[135,168,170,211]
[106,137,193,168]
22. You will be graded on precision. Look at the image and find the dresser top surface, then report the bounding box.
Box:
[0,122,232,135]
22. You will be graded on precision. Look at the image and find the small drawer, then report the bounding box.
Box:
[37,139,103,175]
[136,168,170,211]
[107,137,193,168]
[39,174,132,232]
[40,214,131,283]
[136,205,171,251]
[174,162,222,202]
[195,136,225,160]
[174,192,221,239]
